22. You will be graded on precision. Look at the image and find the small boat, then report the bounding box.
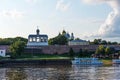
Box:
[72,58,103,65]
[112,59,120,64]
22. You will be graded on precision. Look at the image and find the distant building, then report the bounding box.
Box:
[0,49,6,57]
[27,28,48,46]
[0,45,10,57]
[68,40,89,45]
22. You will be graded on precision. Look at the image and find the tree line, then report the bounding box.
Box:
[48,30,68,45]
[90,39,118,45]
[94,45,120,59]
[0,37,27,58]
[0,37,27,45]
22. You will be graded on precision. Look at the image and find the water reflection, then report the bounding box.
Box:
[24,65,71,80]
[0,64,120,80]
[6,68,27,80]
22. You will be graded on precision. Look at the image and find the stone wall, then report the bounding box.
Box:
[25,45,99,54]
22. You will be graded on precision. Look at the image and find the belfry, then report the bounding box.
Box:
[27,27,48,46]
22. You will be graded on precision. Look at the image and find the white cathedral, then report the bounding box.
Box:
[27,28,48,46]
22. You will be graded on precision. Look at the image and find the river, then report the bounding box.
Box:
[0,64,120,80]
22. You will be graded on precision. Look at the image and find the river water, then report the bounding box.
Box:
[0,64,120,80]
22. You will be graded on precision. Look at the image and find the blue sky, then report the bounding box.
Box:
[0,0,115,41]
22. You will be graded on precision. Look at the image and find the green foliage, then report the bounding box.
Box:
[95,46,116,59]
[48,33,68,45]
[111,42,118,45]
[95,45,105,55]
[90,39,118,45]
[10,40,26,58]
[105,47,112,54]
[77,49,91,58]
[101,40,107,45]
[69,48,74,58]
[0,37,27,45]
[118,51,120,55]
[77,49,83,57]
[95,45,115,58]
[75,38,80,40]
[93,39,101,44]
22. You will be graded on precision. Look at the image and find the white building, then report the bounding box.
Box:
[0,49,6,57]
[27,28,48,46]
[68,40,89,45]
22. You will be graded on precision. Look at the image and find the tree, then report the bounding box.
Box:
[48,34,68,45]
[95,45,105,55]
[112,42,118,45]
[90,39,119,45]
[107,41,112,45]
[93,39,102,45]
[75,38,80,40]
[105,47,112,54]
[77,49,83,57]
[10,40,26,58]
[69,48,74,59]
[83,49,89,57]
[0,37,27,45]
[101,40,107,45]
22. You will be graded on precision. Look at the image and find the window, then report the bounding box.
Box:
[41,39,43,42]
[29,38,33,42]
[41,37,43,39]
[37,37,40,42]
[33,37,36,42]
[44,39,47,42]
[37,39,39,42]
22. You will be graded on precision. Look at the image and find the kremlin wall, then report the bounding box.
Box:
[24,45,120,54]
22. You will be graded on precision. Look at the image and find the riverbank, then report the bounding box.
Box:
[0,56,113,66]
[0,59,72,67]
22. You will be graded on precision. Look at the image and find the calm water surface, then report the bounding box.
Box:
[0,64,120,80]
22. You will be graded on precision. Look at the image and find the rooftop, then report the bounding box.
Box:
[70,40,88,42]
[28,34,48,37]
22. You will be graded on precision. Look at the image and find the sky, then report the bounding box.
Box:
[0,0,119,42]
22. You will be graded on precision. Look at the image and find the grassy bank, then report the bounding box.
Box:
[15,57,70,60]
[10,54,71,60]
[100,59,112,65]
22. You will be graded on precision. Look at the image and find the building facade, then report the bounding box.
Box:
[27,28,48,46]
[68,40,89,45]
[0,49,6,57]
[0,45,10,57]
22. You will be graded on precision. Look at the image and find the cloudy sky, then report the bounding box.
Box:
[0,0,119,42]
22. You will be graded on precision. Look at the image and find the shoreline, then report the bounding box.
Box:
[0,59,72,67]
[0,59,115,67]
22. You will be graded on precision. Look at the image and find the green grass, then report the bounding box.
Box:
[100,59,112,65]
[15,57,70,60]
[14,54,71,60]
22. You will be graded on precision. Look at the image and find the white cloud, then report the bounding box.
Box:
[25,0,38,3]
[83,0,120,38]
[83,0,112,3]
[0,10,24,19]
[56,0,71,12]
